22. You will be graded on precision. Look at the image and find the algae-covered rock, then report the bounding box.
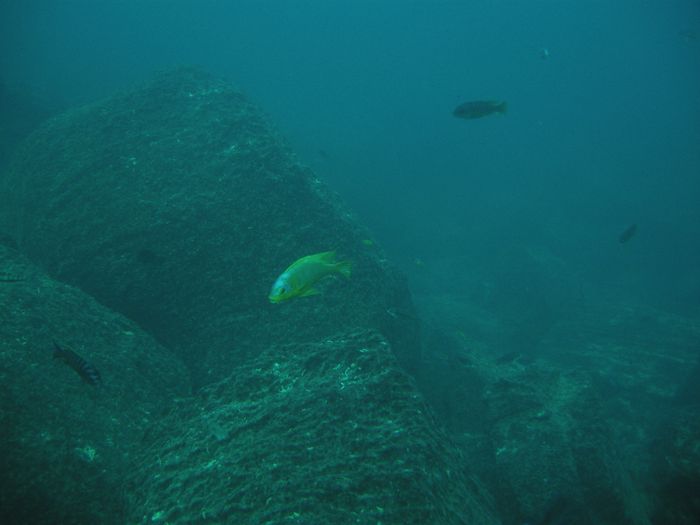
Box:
[463,357,643,524]
[126,329,497,525]
[0,67,420,387]
[649,409,700,525]
[0,245,190,524]
[415,320,650,525]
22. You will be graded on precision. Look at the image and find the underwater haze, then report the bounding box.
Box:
[4,0,699,308]
[2,1,700,524]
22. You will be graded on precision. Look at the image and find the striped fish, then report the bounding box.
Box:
[53,341,102,386]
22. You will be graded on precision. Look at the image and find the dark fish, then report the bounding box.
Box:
[453,100,508,120]
[618,224,637,244]
[53,341,102,386]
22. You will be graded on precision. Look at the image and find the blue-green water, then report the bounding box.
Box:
[1,1,699,523]
[4,0,698,307]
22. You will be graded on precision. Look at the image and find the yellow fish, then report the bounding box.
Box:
[269,251,351,303]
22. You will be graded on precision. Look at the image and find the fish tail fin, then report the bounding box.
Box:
[335,260,352,279]
[499,102,508,115]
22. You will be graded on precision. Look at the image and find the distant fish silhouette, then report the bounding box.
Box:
[453,100,507,120]
[618,224,637,244]
[53,341,102,386]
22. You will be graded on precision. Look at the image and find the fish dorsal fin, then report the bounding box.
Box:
[315,251,337,263]
[288,251,336,271]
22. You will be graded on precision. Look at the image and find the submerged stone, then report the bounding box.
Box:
[0,67,420,387]
[0,245,189,524]
[126,329,497,524]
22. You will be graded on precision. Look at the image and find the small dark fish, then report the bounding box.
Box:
[618,224,637,244]
[453,100,508,120]
[53,341,102,386]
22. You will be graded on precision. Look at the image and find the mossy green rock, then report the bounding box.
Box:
[0,245,189,524]
[127,329,497,524]
[0,68,420,387]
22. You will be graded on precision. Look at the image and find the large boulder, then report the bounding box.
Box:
[0,68,420,387]
[427,348,644,525]
[126,329,497,524]
[648,408,700,525]
[0,244,189,524]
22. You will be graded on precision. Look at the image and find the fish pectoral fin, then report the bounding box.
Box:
[300,288,321,297]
